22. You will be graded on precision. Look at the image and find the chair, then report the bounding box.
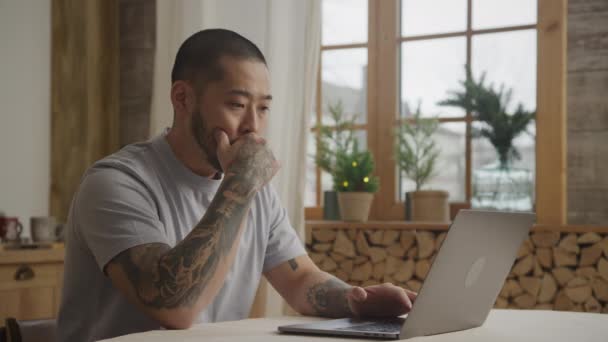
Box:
[3,318,57,342]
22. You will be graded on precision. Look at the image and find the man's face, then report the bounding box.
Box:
[190,56,272,172]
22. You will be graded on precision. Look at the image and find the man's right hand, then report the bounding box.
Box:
[215,130,280,191]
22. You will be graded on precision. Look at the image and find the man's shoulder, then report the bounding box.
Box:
[76,140,162,199]
[93,140,157,174]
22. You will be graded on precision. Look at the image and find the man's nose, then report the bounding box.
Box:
[240,107,260,134]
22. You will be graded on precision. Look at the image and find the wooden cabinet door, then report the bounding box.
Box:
[0,263,63,321]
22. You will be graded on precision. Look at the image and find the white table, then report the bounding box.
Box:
[100,309,608,342]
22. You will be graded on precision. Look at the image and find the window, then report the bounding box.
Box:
[307,0,541,220]
[306,0,369,208]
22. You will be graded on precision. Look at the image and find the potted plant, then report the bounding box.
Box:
[314,101,357,219]
[439,68,535,211]
[395,106,449,222]
[334,140,380,221]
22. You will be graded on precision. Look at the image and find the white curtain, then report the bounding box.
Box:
[150,0,321,316]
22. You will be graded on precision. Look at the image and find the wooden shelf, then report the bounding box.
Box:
[306,221,608,233]
[306,220,450,231]
[0,243,65,265]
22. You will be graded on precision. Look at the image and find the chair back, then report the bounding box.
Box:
[4,318,56,342]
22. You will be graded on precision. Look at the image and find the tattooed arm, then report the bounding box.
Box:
[265,255,354,317]
[265,255,417,319]
[105,132,279,329]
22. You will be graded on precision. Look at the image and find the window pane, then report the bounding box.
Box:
[322,0,367,45]
[472,30,537,114]
[472,121,535,211]
[473,0,536,30]
[398,122,466,202]
[470,32,536,212]
[401,0,467,37]
[322,48,368,124]
[400,37,466,118]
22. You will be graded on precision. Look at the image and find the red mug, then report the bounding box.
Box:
[1,217,23,242]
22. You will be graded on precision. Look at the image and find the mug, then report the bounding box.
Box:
[30,216,57,242]
[1,217,23,242]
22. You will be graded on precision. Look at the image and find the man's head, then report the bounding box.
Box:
[169,29,272,173]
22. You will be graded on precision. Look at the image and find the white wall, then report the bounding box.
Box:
[0,0,51,237]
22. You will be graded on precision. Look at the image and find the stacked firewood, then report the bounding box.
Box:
[496,231,608,313]
[307,229,445,293]
[306,228,608,313]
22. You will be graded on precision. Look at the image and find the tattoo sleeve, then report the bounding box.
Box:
[306,277,353,318]
[112,137,277,310]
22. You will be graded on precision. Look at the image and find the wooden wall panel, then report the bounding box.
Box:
[119,0,155,146]
[51,0,120,221]
[567,0,608,72]
[567,0,608,224]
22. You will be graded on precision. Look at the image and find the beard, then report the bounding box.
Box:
[191,109,223,172]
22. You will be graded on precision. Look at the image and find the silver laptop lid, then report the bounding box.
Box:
[400,210,535,339]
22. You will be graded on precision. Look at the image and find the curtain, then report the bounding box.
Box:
[150,0,321,316]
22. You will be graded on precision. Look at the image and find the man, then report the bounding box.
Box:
[57,29,416,341]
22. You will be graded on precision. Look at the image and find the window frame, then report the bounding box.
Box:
[306,0,567,224]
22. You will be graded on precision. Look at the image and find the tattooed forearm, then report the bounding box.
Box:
[306,277,353,318]
[113,135,278,310]
[288,258,299,271]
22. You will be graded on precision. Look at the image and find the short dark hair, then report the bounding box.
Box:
[171,29,267,87]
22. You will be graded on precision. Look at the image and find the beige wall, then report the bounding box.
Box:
[0,0,51,236]
[567,0,608,224]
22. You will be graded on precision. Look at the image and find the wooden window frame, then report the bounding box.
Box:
[307,0,567,225]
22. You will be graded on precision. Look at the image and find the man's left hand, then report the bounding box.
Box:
[347,283,417,318]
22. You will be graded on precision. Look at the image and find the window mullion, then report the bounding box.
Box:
[368,0,401,220]
[465,0,473,202]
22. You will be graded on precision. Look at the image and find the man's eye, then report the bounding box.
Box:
[229,102,244,108]
[260,106,270,113]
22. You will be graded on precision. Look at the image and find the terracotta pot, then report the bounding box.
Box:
[337,192,374,222]
[410,190,450,222]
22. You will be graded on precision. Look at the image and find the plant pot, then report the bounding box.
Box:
[337,192,374,222]
[410,190,449,222]
[404,191,413,221]
[322,191,341,220]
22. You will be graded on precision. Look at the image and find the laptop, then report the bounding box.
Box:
[278,210,535,340]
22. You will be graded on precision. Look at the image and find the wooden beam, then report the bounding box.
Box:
[51,0,120,221]
[305,207,323,220]
[536,0,568,225]
[305,220,608,234]
[367,0,404,220]
[306,220,450,231]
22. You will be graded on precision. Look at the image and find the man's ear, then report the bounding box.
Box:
[170,80,196,117]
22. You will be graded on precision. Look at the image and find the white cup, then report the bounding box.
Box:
[30,216,57,242]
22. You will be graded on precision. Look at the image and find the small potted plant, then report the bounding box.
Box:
[334,140,380,221]
[439,68,535,211]
[314,101,357,220]
[395,106,449,222]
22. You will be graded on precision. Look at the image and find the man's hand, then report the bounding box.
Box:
[265,256,417,320]
[347,283,417,318]
[215,130,280,190]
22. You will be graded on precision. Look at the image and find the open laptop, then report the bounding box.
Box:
[278,210,535,340]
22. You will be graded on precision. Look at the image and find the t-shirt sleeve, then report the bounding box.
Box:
[73,167,168,272]
[262,185,307,272]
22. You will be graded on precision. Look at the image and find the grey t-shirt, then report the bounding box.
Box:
[56,133,306,342]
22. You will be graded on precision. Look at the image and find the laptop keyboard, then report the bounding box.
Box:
[337,321,403,333]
